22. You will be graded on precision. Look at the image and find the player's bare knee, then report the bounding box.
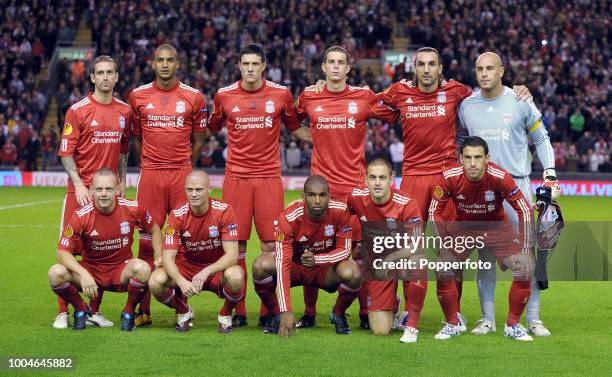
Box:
[224,265,244,289]
[260,241,275,254]
[130,259,151,280]
[252,254,275,280]
[148,269,168,292]
[336,260,361,285]
[370,325,391,336]
[48,264,69,284]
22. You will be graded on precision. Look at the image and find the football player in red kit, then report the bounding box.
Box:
[251,175,362,336]
[429,137,535,341]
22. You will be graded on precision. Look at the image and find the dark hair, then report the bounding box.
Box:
[460,136,489,155]
[239,44,266,63]
[323,45,350,65]
[90,55,117,75]
[413,46,445,86]
[366,157,393,175]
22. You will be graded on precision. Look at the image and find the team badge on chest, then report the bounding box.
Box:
[176,101,186,113]
[437,92,446,103]
[324,224,335,237]
[209,225,219,238]
[118,116,126,129]
[348,101,358,114]
[265,100,275,114]
[120,221,130,235]
[484,190,495,202]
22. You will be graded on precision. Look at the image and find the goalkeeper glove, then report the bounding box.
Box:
[542,169,560,202]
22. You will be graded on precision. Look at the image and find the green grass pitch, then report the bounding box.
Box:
[0,187,610,376]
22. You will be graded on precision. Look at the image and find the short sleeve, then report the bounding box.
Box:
[57,108,81,157]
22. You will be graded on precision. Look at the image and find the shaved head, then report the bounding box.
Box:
[186,170,210,186]
[92,168,118,186]
[155,43,178,58]
[476,52,502,68]
[304,175,329,192]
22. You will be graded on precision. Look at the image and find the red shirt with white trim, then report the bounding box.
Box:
[57,198,153,265]
[295,85,398,196]
[163,198,238,266]
[347,187,422,224]
[57,94,131,192]
[377,79,472,176]
[428,162,533,249]
[128,81,207,169]
[275,200,352,312]
[208,80,301,178]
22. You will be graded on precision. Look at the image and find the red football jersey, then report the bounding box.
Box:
[378,79,472,176]
[163,198,239,266]
[296,85,398,196]
[208,80,301,178]
[58,198,154,265]
[348,187,422,224]
[428,162,533,249]
[58,94,131,192]
[128,81,207,169]
[275,200,352,312]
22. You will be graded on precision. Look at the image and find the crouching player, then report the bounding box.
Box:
[252,175,362,336]
[429,137,535,341]
[347,158,426,343]
[148,170,245,332]
[47,168,160,331]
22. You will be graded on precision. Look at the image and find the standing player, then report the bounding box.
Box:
[429,137,535,341]
[54,55,131,329]
[376,47,531,326]
[148,171,245,332]
[129,44,208,325]
[208,44,311,327]
[251,176,362,336]
[347,158,425,343]
[295,46,398,329]
[458,52,558,337]
[47,169,161,331]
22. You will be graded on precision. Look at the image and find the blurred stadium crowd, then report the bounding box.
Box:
[1,0,610,173]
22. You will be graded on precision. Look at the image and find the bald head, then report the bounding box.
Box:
[185,170,210,186]
[303,175,329,220]
[475,52,505,96]
[92,168,118,187]
[476,52,502,68]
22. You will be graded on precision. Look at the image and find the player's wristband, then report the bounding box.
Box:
[543,169,557,182]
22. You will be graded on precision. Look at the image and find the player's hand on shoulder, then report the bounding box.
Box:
[306,80,326,93]
[153,257,163,269]
[285,199,304,209]
[300,250,315,267]
[279,312,296,337]
[118,180,127,198]
[75,183,92,206]
[512,85,533,102]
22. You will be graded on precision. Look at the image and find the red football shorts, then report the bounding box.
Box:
[365,280,408,312]
[400,173,456,221]
[79,260,131,292]
[175,260,225,298]
[289,262,336,293]
[222,176,283,241]
[137,167,191,229]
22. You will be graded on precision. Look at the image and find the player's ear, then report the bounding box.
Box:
[438,64,443,75]
[486,154,491,163]
[459,153,465,164]
[499,66,505,79]
[90,73,95,85]
[346,64,351,75]
[208,184,213,194]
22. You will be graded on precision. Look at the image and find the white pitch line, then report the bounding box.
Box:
[0,199,62,211]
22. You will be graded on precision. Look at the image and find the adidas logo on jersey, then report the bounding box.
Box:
[456,194,465,200]
[405,97,413,104]
[232,106,240,112]
[298,236,308,242]
[315,106,323,112]
[182,231,191,237]
[90,229,99,236]
[486,106,495,112]
[146,103,155,109]
[90,119,99,127]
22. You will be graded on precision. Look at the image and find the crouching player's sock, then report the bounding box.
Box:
[221,285,246,314]
[507,280,531,325]
[436,280,460,325]
[253,276,280,314]
[303,285,319,317]
[333,283,361,316]
[124,279,148,315]
[52,282,87,312]
[404,280,427,329]
[155,287,190,314]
